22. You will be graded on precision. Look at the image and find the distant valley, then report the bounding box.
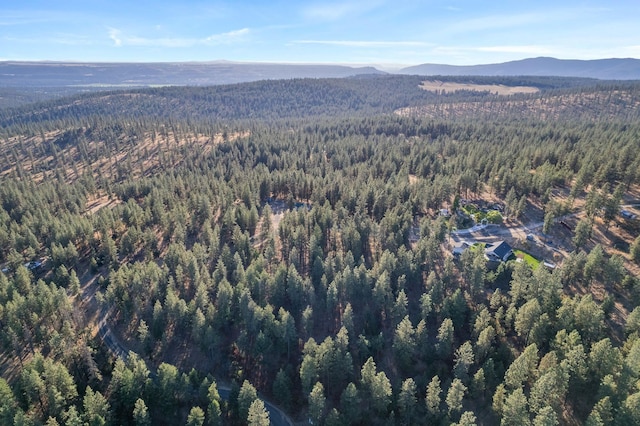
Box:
[0,61,384,87]
[1,57,640,92]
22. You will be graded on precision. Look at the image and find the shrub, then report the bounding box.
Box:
[486,210,503,224]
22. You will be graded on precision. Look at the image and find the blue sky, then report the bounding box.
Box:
[2,0,639,67]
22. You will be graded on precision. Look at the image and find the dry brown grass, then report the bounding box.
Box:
[420,80,539,95]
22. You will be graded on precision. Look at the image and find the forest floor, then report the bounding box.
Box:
[0,129,250,186]
[85,192,122,215]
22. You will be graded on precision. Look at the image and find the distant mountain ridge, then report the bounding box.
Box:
[399,57,640,80]
[0,61,385,87]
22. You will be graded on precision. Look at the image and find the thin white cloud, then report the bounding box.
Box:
[107,27,250,48]
[0,17,47,26]
[50,34,94,46]
[433,45,552,56]
[108,28,122,47]
[476,46,553,55]
[0,11,57,26]
[294,40,432,48]
[0,10,90,26]
[447,12,547,34]
[303,3,359,20]
[445,7,613,36]
[205,28,250,44]
[3,34,94,46]
[302,0,385,21]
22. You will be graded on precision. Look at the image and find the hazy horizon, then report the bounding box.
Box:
[2,56,638,69]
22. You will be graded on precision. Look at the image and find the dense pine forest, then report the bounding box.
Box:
[1,75,640,425]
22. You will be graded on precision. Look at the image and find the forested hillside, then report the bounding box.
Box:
[0,75,616,123]
[1,76,640,425]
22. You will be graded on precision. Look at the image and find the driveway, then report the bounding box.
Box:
[218,387,293,426]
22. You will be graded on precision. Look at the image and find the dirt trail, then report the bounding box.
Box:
[76,267,129,359]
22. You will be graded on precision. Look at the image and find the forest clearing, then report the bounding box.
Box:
[419,81,540,95]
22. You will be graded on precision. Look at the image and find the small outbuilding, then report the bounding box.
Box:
[452,241,471,257]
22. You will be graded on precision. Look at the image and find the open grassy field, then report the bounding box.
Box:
[420,80,540,95]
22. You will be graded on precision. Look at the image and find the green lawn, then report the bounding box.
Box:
[512,249,541,268]
[461,204,503,224]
